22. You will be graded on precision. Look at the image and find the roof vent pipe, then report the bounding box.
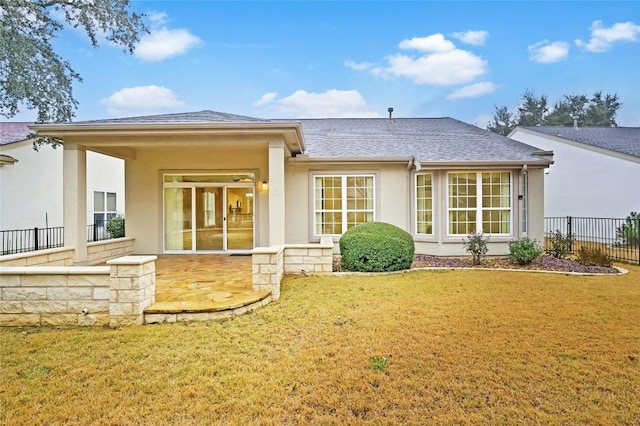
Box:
[388,107,394,119]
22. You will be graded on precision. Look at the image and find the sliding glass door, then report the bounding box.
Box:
[163,174,255,252]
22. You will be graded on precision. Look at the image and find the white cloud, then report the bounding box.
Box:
[101,85,185,116]
[253,89,381,118]
[348,33,488,86]
[451,30,489,46]
[575,20,640,52]
[375,50,488,85]
[446,82,498,100]
[252,92,278,107]
[528,40,570,63]
[133,11,200,62]
[344,60,374,71]
[398,34,456,52]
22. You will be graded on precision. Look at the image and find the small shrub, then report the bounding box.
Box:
[545,230,574,259]
[509,237,543,265]
[339,222,415,272]
[576,247,612,267]
[106,216,125,238]
[617,211,639,249]
[463,232,489,265]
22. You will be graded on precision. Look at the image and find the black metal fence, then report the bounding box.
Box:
[1,220,125,255]
[545,216,640,265]
[87,218,125,243]
[1,227,65,255]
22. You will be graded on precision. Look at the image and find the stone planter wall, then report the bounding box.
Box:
[87,237,135,265]
[0,255,156,327]
[0,247,74,267]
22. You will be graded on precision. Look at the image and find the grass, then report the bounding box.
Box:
[2,264,639,425]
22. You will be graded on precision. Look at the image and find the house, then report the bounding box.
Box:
[29,110,553,263]
[508,126,640,218]
[0,122,125,232]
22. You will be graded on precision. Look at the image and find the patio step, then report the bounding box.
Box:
[144,291,272,324]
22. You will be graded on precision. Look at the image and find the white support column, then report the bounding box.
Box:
[64,144,87,263]
[268,140,286,246]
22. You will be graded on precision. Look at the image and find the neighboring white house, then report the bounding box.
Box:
[0,122,125,231]
[508,126,640,218]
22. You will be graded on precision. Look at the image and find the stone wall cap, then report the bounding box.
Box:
[88,237,135,248]
[252,246,285,255]
[107,255,158,265]
[0,266,110,275]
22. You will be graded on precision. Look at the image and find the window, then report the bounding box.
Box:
[415,173,433,235]
[94,191,117,226]
[314,175,374,235]
[448,172,511,235]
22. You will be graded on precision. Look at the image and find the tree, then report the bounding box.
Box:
[486,105,517,136]
[516,90,548,126]
[487,90,621,134]
[0,0,147,124]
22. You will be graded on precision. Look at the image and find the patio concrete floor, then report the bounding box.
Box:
[144,254,271,315]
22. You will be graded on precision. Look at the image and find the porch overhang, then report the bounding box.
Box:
[29,122,306,160]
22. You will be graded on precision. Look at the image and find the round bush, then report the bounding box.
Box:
[339,222,415,272]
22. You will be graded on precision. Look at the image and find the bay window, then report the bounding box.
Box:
[415,173,433,235]
[448,171,511,235]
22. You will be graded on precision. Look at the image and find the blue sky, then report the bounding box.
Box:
[13,1,640,127]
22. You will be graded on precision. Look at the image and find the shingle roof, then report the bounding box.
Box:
[78,110,267,124]
[33,110,551,163]
[522,126,640,158]
[0,122,33,145]
[298,117,548,162]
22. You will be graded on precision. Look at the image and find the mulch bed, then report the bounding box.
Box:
[334,254,620,274]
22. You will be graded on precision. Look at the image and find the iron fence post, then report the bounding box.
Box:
[34,227,39,251]
[567,216,573,253]
[93,223,98,242]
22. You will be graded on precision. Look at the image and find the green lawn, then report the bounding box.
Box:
[2,265,639,425]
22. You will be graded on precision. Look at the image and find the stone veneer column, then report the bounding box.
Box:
[252,246,284,300]
[107,255,157,327]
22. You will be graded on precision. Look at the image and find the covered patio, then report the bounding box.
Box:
[144,254,272,323]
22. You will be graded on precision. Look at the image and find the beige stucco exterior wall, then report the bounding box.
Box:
[125,145,270,254]
[283,162,546,256]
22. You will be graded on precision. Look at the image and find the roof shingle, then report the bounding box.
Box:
[522,126,640,158]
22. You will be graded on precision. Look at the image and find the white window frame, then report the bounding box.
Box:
[312,174,376,237]
[93,191,117,226]
[447,171,512,236]
[415,172,434,236]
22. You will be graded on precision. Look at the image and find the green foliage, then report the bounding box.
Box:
[339,222,415,272]
[508,237,543,265]
[462,232,489,265]
[1,0,147,125]
[487,90,621,134]
[369,356,389,372]
[576,247,612,267]
[486,105,517,136]
[545,230,574,259]
[106,216,125,238]
[617,211,639,249]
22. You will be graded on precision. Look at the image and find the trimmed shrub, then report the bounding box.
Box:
[339,222,415,272]
[509,237,543,265]
[106,216,125,238]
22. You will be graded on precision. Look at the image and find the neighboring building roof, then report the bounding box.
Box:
[298,117,548,163]
[519,126,640,158]
[0,122,33,146]
[0,154,18,165]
